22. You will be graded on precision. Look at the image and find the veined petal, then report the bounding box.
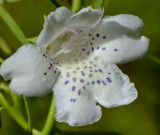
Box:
[53,59,136,126]
[0,44,59,96]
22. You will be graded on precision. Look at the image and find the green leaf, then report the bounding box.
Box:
[148,55,160,65]
[0,5,27,44]
[0,36,12,55]
[0,107,4,129]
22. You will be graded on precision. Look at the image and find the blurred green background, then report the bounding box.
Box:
[0,0,160,135]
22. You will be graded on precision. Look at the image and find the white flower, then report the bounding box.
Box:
[0,7,149,126]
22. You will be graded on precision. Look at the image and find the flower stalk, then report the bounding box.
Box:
[72,0,81,13]
[41,96,55,135]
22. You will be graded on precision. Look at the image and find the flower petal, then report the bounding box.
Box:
[53,61,105,126]
[54,84,101,126]
[36,7,73,46]
[91,35,149,64]
[86,14,149,64]
[53,59,136,126]
[66,7,103,28]
[36,7,103,47]
[0,44,58,96]
[93,64,137,108]
[105,14,144,35]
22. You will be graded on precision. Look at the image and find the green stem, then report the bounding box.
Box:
[41,96,55,135]
[92,0,104,9]
[0,57,4,64]
[0,93,28,130]
[0,93,40,135]
[0,5,34,133]
[148,55,160,65]
[23,96,32,132]
[72,0,81,13]
[0,5,27,44]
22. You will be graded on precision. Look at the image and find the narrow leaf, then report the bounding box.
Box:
[0,5,27,44]
[0,36,12,55]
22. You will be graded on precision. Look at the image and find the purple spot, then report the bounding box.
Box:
[107,77,112,83]
[96,34,100,37]
[72,77,76,82]
[102,80,107,85]
[88,34,92,36]
[87,51,90,55]
[103,36,106,39]
[92,81,95,84]
[99,69,103,73]
[67,73,70,77]
[114,48,118,52]
[92,47,94,51]
[78,90,81,95]
[43,54,47,57]
[80,79,84,83]
[97,80,101,85]
[81,71,85,76]
[97,47,100,50]
[82,48,86,51]
[70,98,76,102]
[65,80,69,85]
[72,86,76,91]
